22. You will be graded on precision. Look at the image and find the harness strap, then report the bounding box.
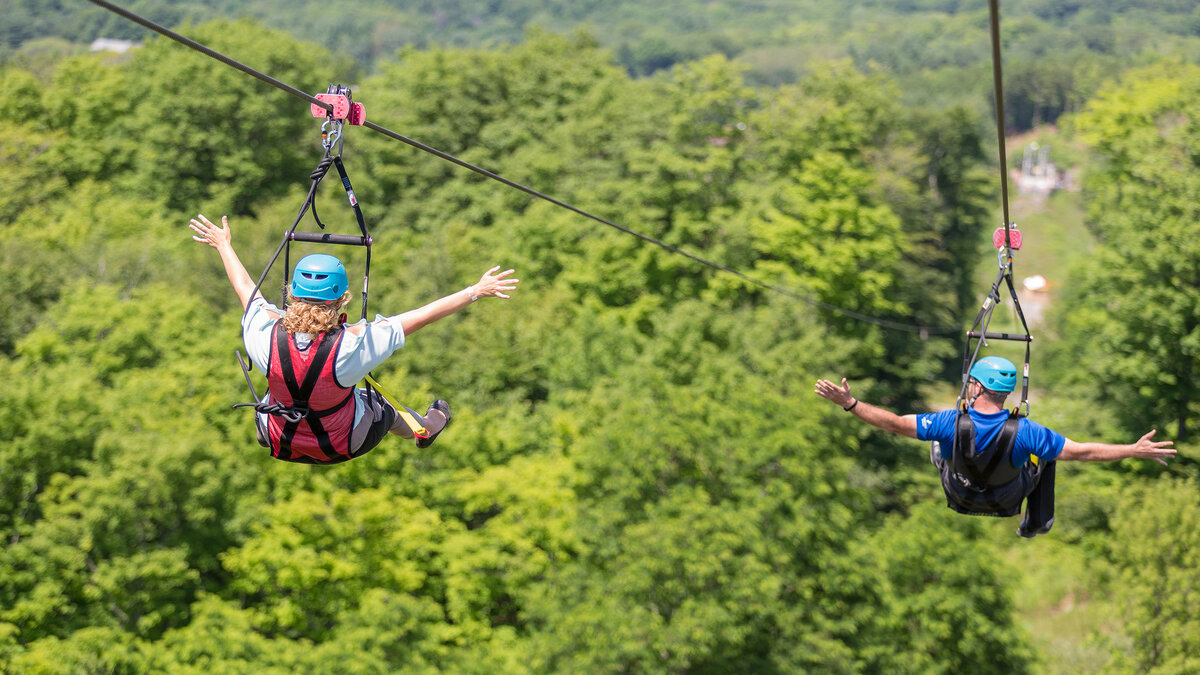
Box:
[980,413,1021,481]
[952,409,1023,514]
[1018,460,1056,537]
[364,372,429,439]
[273,327,348,460]
[960,273,1003,399]
[1001,271,1033,407]
[331,155,372,322]
[307,155,336,233]
[954,411,987,487]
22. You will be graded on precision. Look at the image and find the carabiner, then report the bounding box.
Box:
[321,119,343,154]
[995,246,1013,273]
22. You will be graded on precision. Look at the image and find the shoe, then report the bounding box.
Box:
[415,399,451,449]
[1017,516,1054,539]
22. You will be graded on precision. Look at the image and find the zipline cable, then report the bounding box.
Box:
[83,0,959,335]
[955,0,1034,412]
[988,0,1013,248]
[361,119,956,334]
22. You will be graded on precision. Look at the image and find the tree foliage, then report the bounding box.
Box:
[1104,478,1200,673]
[1049,62,1200,441]
[0,15,1192,674]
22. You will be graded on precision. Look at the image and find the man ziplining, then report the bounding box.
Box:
[815,356,1177,536]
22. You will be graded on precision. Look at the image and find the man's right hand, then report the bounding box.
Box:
[814,377,856,410]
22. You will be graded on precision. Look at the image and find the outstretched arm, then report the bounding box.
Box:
[814,378,919,439]
[189,214,262,311]
[397,266,519,336]
[1059,429,1176,466]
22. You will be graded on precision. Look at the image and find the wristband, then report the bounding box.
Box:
[843,399,858,412]
[467,286,479,302]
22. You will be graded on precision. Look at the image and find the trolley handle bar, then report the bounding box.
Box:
[967,331,1033,342]
[288,232,372,246]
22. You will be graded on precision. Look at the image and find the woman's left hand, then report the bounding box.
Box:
[472,266,520,300]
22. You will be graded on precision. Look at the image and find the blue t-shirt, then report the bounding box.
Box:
[916,408,1066,467]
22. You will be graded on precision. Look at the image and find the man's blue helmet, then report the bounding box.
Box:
[291,254,347,303]
[970,356,1017,393]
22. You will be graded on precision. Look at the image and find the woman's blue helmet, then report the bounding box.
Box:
[969,356,1017,393]
[290,254,348,303]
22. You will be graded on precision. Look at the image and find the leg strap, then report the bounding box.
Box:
[363,373,429,438]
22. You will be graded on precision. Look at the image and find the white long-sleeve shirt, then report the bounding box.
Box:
[241,297,407,426]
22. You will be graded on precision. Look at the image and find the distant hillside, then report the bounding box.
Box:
[6,1,1200,131]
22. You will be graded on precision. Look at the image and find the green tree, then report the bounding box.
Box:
[805,503,1036,674]
[115,19,351,213]
[1104,478,1200,673]
[1052,62,1200,440]
[0,283,258,646]
[742,61,970,406]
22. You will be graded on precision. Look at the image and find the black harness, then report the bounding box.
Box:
[940,410,1037,518]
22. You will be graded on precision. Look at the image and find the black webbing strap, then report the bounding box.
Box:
[319,155,377,398]
[954,412,975,475]
[959,267,1003,402]
[1000,271,1033,407]
[282,155,339,305]
[331,156,371,322]
[954,411,988,489]
[980,412,1022,483]
[953,408,1022,513]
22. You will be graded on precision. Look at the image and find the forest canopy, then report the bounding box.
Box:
[1,2,1198,672]
[8,0,1200,128]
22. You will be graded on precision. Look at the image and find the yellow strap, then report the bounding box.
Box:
[363,374,429,438]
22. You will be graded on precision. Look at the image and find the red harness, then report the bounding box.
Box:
[266,324,355,464]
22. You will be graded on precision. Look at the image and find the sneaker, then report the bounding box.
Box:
[415,399,451,449]
[1017,516,1054,539]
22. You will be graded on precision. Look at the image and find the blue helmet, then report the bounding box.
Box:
[290,254,348,303]
[969,356,1017,393]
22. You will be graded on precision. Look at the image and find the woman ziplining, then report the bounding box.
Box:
[190,213,519,464]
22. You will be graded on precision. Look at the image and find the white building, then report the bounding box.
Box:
[89,38,139,54]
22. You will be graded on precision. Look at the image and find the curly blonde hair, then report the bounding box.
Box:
[280,290,352,334]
